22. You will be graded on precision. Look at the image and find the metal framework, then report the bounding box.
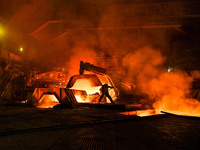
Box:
[31,0,200,41]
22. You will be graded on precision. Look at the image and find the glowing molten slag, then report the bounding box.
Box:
[71,79,101,103]
[74,95,84,102]
[120,109,161,117]
[37,94,59,108]
[136,109,161,117]
[154,97,200,117]
[151,72,200,117]
[72,79,101,95]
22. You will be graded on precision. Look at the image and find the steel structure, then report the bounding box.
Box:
[30,0,200,41]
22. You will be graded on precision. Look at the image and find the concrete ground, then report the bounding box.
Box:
[0,105,200,150]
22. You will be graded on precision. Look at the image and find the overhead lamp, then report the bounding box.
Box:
[20,47,23,52]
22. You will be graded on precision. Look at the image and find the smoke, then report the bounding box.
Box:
[123,46,200,116]
[122,47,165,94]
[2,0,172,69]
[3,0,200,115]
[191,70,200,79]
[66,45,97,77]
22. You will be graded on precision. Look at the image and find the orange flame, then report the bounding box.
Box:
[72,79,101,95]
[37,94,59,108]
[71,79,101,103]
[136,109,161,117]
[66,47,98,77]
[123,47,200,117]
[75,95,86,103]
[151,71,200,117]
[119,109,161,117]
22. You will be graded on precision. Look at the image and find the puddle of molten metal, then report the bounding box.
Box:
[120,109,162,117]
[161,110,200,117]
[137,109,161,117]
[154,97,200,117]
[36,94,60,108]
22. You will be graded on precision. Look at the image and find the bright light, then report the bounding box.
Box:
[167,67,173,72]
[20,47,23,52]
[0,26,4,35]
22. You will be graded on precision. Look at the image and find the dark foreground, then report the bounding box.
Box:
[0,105,200,150]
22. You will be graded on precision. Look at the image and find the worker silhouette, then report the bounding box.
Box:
[98,84,115,104]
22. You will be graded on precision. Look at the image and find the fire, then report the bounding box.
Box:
[74,95,85,102]
[136,109,161,117]
[151,71,200,117]
[66,47,97,77]
[154,97,200,117]
[120,109,161,117]
[75,94,90,103]
[72,79,101,95]
[36,94,60,108]
[123,47,200,117]
[71,79,101,102]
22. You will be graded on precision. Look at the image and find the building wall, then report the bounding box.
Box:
[0,48,22,64]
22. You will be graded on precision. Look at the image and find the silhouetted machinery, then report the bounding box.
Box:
[29,61,120,108]
[79,61,106,74]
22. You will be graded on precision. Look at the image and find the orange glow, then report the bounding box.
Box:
[75,95,89,103]
[66,48,97,77]
[120,111,137,116]
[120,109,161,117]
[20,47,23,52]
[151,72,200,117]
[123,47,200,117]
[86,72,118,101]
[154,97,200,117]
[0,26,4,35]
[136,109,161,117]
[75,95,84,102]
[71,77,117,103]
[71,79,101,103]
[37,94,59,108]
[72,79,101,95]
[32,71,68,88]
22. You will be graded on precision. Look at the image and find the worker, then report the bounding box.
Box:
[98,84,115,104]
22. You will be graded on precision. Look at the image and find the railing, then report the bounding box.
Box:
[0,65,15,99]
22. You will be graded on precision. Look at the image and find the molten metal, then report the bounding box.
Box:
[36,94,59,108]
[72,79,101,95]
[70,79,101,103]
[120,109,162,117]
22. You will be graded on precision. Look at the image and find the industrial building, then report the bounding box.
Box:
[0,0,200,149]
